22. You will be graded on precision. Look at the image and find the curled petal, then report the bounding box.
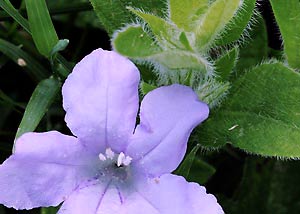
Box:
[62,49,140,153]
[126,84,209,176]
[0,131,96,209]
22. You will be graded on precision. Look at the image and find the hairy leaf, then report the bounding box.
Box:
[89,0,165,35]
[152,51,211,71]
[195,0,241,51]
[215,47,239,81]
[235,15,268,76]
[216,0,256,45]
[200,63,300,158]
[113,25,161,58]
[269,0,300,70]
[169,0,208,31]
[140,81,157,95]
[128,7,183,49]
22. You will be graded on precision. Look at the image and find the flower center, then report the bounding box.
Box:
[97,148,133,181]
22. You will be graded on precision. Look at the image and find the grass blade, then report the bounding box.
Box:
[0,38,49,80]
[25,0,59,57]
[0,0,30,33]
[0,1,72,73]
[175,144,201,178]
[14,77,61,150]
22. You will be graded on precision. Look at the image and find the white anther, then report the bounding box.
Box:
[106,148,115,159]
[117,152,132,167]
[98,153,107,161]
[117,152,126,167]
[122,156,132,166]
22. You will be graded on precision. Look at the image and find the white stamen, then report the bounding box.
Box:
[106,148,115,159]
[98,153,107,161]
[117,152,126,167]
[98,148,133,167]
[122,156,132,166]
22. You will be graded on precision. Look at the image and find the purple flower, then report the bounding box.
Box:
[0,49,223,213]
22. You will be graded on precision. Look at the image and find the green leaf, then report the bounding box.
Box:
[140,81,157,95]
[224,158,275,213]
[195,0,241,51]
[56,54,73,74]
[225,158,300,214]
[0,38,48,81]
[113,25,161,58]
[199,63,300,158]
[14,77,61,150]
[0,1,72,73]
[195,78,230,109]
[0,104,13,129]
[269,0,300,70]
[175,144,201,178]
[137,64,157,82]
[25,0,59,57]
[50,39,69,57]
[0,205,5,213]
[0,0,30,33]
[41,207,59,214]
[152,51,211,71]
[128,7,182,48]
[216,0,256,45]
[0,90,24,110]
[215,47,239,81]
[179,32,193,51]
[266,161,300,213]
[113,25,210,72]
[235,15,268,76]
[169,0,208,31]
[187,157,216,184]
[89,0,165,35]
[0,2,92,21]
[50,39,70,66]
